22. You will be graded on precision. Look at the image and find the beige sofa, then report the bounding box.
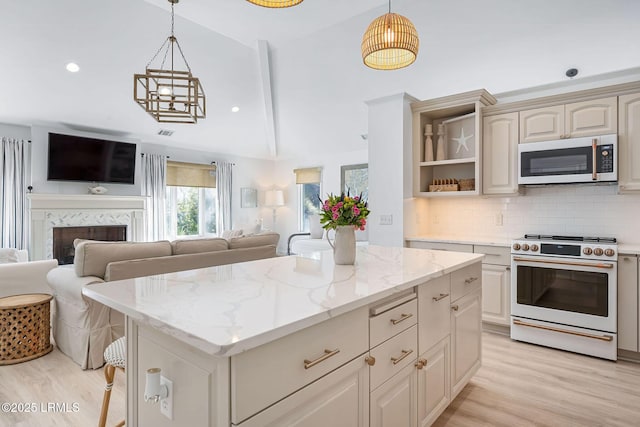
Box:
[47,233,279,369]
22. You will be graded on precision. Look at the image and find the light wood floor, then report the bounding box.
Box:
[0,347,125,427]
[435,332,640,427]
[1,332,639,426]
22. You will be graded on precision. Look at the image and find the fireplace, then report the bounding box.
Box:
[53,225,127,265]
[27,194,147,261]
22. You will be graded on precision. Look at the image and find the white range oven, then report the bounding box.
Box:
[511,235,617,360]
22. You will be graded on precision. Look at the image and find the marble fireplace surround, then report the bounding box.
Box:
[28,194,147,261]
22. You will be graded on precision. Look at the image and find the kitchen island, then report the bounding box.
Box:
[84,245,483,427]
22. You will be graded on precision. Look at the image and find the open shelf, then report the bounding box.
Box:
[419,158,475,167]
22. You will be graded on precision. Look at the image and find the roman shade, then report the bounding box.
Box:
[166,161,216,188]
[293,167,322,184]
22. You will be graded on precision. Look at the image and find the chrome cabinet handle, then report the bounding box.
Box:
[304,349,340,369]
[390,349,414,365]
[464,277,479,284]
[432,293,449,302]
[390,312,413,325]
[451,305,459,311]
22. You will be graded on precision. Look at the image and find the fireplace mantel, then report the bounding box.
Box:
[28,194,148,261]
[28,193,147,210]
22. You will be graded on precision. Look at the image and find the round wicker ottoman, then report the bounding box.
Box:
[0,293,53,365]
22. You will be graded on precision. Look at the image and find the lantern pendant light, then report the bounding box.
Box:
[246,0,303,8]
[133,0,206,123]
[361,0,419,70]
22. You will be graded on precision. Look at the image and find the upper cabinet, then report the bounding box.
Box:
[618,92,640,192]
[482,112,519,195]
[519,96,617,143]
[411,90,497,197]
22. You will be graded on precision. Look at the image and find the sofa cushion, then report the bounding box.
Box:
[0,248,28,264]
[171,237,229,255]
[228,232,279,249]
[74,240,172,279]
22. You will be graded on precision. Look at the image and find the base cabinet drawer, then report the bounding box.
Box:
[235,357,369,427]
[451,263,482,301]
[370,325,418,391]
[407,241,473,253]
[231,306,368,423]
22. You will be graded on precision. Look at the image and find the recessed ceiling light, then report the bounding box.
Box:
[66,62,80,73]
[231,106,240,113]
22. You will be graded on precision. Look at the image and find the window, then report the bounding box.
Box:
[294,167,322,232]
[165,161,218,239]
[341,163,368,200]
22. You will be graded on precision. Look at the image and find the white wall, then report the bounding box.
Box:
[366,93,415,247]
[0,123,30,140]
[24,125,274,236]
[271,148,368,254]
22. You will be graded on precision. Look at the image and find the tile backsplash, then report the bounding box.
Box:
[424,184,640,244]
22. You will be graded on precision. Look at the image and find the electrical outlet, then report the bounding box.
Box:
[379,214,393,225]
[160,376,173,420]
[495,213,503,226]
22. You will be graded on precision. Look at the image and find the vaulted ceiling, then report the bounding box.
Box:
[2,0,639,160]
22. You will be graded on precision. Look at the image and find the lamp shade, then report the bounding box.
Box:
[361,12,419,70]
[246,0,303,7]
[265,190,285,207]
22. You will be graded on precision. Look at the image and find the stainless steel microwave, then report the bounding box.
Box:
[518,134,617,185]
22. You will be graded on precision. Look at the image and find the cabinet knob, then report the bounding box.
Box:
[415,358,428,370]
[365,356,376,366]
[451,305,459,311]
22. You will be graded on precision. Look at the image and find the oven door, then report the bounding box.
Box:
[518,135,617,184]
[511,255,617,333]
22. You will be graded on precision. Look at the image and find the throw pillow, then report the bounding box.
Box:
[222,229,243,240]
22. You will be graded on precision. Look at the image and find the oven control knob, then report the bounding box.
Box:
[530,244,539,252]
[583,247,593,255]
[512,243,521,251]
[594,248,604,256]
[521,244,530,251]
[604,249,615,257]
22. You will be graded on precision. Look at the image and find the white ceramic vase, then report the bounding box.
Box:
[327,225,356,265]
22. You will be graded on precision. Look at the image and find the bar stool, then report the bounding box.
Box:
[99,336,126,427]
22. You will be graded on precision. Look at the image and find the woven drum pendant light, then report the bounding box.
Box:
[246,0,303,8]
[361,0,419,70]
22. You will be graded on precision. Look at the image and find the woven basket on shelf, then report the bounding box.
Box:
[458,179,475,191]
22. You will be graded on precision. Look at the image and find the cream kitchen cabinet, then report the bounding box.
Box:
[618,93,640,192]
[416,337,450,427]
[618,254,639,353]
[474,245,511,326]
[450,288,482,399]
[482,112,519,195]
[370,360,417,427]
[519,97,617,143]
[239,356,370,427]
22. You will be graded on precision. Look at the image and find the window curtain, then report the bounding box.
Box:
[216,161,233,234]
[0,137,29,249]
[141,153,167,241]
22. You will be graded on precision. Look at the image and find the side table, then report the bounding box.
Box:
[0,293,53,365]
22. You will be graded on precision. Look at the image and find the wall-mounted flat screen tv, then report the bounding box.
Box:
[47,133,137,184]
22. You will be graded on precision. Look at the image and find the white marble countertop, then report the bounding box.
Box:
[83,245,483,358]
[619,244,640,255]
[405,235,513,247]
